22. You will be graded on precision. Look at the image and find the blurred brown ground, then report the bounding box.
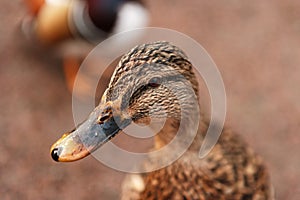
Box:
[1,0,300,199]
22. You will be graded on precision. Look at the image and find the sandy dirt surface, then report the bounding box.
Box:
[1,0,300,199]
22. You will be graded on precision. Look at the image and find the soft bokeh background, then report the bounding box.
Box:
[1,0,300,199]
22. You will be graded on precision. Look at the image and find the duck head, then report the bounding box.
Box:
[50,41,200,162]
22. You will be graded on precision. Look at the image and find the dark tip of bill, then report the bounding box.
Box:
[51,148,61,162]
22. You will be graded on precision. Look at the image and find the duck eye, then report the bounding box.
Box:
[148,77,161,87]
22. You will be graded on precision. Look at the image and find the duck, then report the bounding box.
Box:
[22,0,149,44]
[50,41,273,199]
[21,0,149,93]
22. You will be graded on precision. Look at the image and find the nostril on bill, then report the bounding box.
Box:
[97,113,111,124]
[51,148,61,162]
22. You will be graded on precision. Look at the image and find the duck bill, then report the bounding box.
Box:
[50,105,131,162]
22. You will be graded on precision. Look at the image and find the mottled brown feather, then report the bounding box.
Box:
[103,41,273,200]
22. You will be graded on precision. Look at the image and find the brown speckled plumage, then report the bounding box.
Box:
[132,122,271,200]
[106,41,273,200]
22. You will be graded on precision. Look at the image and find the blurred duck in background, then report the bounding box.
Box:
[22,0,149,93]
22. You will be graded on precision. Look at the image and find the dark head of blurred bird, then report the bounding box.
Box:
[50,41,273,199]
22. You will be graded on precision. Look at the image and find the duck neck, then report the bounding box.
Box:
[153,111,204,152]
